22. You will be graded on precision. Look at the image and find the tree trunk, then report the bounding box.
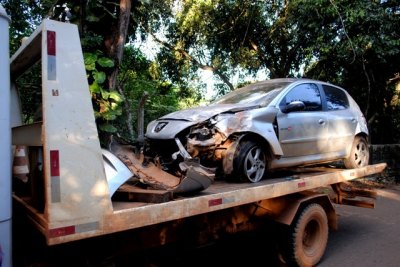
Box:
[103,0,136,139]
[106,0,132,91]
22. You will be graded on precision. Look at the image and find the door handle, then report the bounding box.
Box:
[318,119,326,125]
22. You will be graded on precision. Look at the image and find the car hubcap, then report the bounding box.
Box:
[355,141,368,166]
[244,147,266,182]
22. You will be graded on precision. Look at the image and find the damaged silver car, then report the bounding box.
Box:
[145,78,369,183]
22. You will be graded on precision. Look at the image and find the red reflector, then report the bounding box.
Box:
[209,198,223,206]
[298,181,306,188]
[50,150,60,176]
[47,31,56,56]
[49,225,75,238]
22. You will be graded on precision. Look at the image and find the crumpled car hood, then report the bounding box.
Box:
[160,104,256,122]
[146,103,259,139]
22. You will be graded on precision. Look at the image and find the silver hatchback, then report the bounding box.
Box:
[145,78,369,183]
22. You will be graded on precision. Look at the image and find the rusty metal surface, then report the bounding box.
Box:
[108,138,215,194]
[331,182,376,208]
[112,144,181,190]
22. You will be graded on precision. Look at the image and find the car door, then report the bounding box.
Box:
[277,83,329,157]
[322,84,357,156]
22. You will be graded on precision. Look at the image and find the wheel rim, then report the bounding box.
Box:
[354,140,368,167]
[302,219,320,256]
[244,146,266,182]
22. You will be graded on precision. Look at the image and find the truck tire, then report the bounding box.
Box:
[288,203,328,267]
[344,136,369,169]
[232,140,267,183]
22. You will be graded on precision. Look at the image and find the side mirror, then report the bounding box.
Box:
[282,101,305,113]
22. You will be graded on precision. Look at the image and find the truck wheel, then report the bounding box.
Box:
[288,203,328,267]
[344,136,369,169]
[232,140,266,183]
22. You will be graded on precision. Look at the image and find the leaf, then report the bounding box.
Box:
[93,71,106,84]
[102,112,117,120]
[108,91,123,102]
[101,90,110,99]
[99,123,117,133]
[84,53,97,65]
[87,15,100,22]
[98,57,115,68]
[89,81,101,94]
[110,102,120,110]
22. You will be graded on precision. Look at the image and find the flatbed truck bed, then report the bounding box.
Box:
[13,163,386,245]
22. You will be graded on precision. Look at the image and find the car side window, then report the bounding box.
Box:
[282,83,322,111]
[323,85,349,110]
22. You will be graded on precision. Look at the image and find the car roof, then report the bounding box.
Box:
[246,78,345,91]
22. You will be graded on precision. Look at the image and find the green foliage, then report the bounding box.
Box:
[84,51,123,134]
[1,0,53,53]
[112,46,202,140]
[297,0,400,143]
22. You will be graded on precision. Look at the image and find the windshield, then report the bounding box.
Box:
[210,81,290,106]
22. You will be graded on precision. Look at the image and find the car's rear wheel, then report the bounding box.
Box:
[344,136,369,169]
[232,140,267,182]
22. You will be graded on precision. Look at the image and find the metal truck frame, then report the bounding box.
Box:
[6,19,387,267]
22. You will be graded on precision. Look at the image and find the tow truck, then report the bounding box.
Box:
[0,12,387,267]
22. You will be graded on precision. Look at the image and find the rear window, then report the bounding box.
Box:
[323,85,349,110]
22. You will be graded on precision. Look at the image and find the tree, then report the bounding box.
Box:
[296,0,400,143]
[153,0,317,97]
[111,46,202,142]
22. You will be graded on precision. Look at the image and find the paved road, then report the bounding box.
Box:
[319,184,400,267]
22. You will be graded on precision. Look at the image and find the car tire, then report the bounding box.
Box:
[287,203,329,267]
[232,140,267,183]
[344,136,369,169]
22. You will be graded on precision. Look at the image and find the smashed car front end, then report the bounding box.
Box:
[145,104,280,178]
[145,105,241,171]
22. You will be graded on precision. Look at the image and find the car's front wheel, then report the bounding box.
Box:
[232,140,267,183]
[344,136,369,169]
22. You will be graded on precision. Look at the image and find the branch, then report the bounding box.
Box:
[143,26,234,91]
[249,39,277,78]
[330,0,356,64]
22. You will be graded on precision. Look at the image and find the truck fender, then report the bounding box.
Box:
[259,192,337,230]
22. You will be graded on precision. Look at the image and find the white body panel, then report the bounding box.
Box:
[0,4,11,267]
[10,20,113,237]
